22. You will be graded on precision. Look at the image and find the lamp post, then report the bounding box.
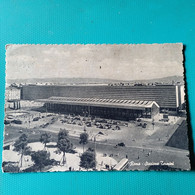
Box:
[45,103,48,115]
[152,118,155,130]
[28,114,31,129]
[84,125,87,132]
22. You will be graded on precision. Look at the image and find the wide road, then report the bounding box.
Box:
[3,116,190,170]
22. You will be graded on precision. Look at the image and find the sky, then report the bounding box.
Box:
[6,43,184,81]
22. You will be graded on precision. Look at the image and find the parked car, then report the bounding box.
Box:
[73,116,80,120]
[137,118,141,122]
[124,122,128,127]
[78,122,83,126]
[86,122,92,127]
[116,125,121,130]
[117,142,125,147]
[4,120,11,125]
[33,117,41,121]
[95,118,107,123]
[159,118,169,122]
[12,119,22,124]
[99,124,104,129]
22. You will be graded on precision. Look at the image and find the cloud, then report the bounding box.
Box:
[5,44,184,80]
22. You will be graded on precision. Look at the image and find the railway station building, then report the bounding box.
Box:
[37,96,160,120]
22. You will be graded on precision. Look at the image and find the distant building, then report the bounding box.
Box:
[21,84,185,112]
[5,87,21,109]
[5,87,21,101]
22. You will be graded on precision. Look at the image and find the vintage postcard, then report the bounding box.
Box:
[2,44,191,172]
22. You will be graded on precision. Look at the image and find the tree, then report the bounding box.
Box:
[14,134,31,168]
[79,132,89,153]
[58,129,69,140]
[30,150,50,172]
[40,133,51,148]
[80,148,96,170]
[57,130,73,165]
[3,163,19,173]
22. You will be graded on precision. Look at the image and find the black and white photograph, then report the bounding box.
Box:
[2,44,191,172]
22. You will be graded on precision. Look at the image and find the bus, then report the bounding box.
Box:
[113,158,129,171]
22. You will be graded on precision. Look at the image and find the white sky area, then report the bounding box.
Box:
[6,44,184,81]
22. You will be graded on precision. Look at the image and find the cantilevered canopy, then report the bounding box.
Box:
[36,96,159,111]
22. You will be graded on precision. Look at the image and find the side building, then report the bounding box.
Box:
[5,87,21,110]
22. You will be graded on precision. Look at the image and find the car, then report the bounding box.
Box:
[7,116,14,119]
[117,142,125,147]
[99,124,103,129]
[142,123,146,128]
[86,122,92,127]
[112,121,118,125]
[73,116,80,120]
[12,119,22,124]
[116,125,121,130]
[159,118,169,122]
[163,118,169,122]
[4,120,11,125]
[78,122,83,126]
[137,118,141,122]
[95,118,107,123]
[105,124,111,129]
[123,122,128,127]
[33,117,41,121]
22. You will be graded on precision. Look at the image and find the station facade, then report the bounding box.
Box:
[37,96,160,120]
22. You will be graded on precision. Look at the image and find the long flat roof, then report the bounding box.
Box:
[36,96,159,110]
